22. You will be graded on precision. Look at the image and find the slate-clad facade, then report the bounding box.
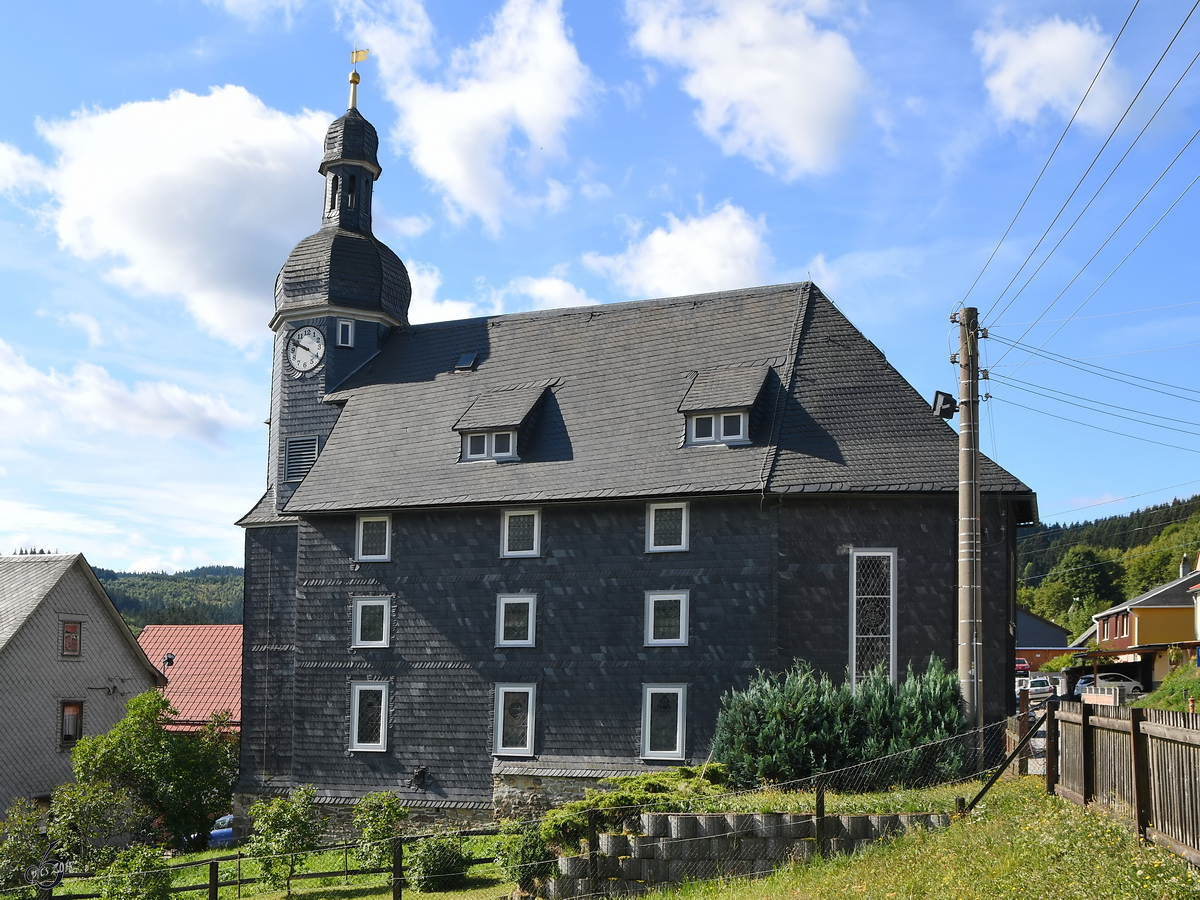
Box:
[238,99,1037,817]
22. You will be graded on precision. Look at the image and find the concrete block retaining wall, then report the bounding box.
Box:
[545,811,951,898]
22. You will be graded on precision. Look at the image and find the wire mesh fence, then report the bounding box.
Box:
[1,722,1017,900]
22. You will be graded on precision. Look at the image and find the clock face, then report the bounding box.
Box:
[287,325,326,372]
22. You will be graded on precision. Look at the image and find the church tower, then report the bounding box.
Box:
[266,73,411,511]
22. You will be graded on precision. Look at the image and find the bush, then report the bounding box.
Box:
[405,833,467,891]
[99,846,172,900]
[247,785,324,898]
[48,781,155,870]
[352,792,408,869]
[0,798,45,897]
[495,822,555,892]
[711,657,967,789]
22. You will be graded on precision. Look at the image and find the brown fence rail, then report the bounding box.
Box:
[1046,700,1200,867]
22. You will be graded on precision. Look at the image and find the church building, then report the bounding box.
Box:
[236,84,1036,820]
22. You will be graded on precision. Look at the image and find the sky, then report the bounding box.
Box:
[2,0,1199,573]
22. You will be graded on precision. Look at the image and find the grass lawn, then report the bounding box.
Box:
[1134,663,1200,713]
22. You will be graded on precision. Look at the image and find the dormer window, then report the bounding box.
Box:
[687,410,748,445]
[337,319,355,348]
[464,431,516,461]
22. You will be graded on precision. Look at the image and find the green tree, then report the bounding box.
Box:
[247,785,324,898]
[1122,518,1200,597]
[47,781,154,870]
[352,792,408,869]
[1028,545,1124,635]
[71,691,238,849]
[99,846,172,900]
[0,798,45,897]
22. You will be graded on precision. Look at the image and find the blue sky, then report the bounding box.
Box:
[2,0,1199,572]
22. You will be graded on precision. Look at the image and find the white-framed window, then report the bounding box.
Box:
[350,682,388,751]
[647,502,688,552]
[501,509,540,558]
[496,594,536,647]
[352,598,390,648]
[463,431,517,461]
[494,684,535,756]
[285,436,319,482]
[642,684,686,760]
[850,549,897,683]
[687,410,748,445]
[356,515,391,562]
[337,319,355,348]
[644,591,689,646]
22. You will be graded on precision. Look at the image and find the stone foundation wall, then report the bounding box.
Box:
[545,810,951,898]
[493,774,610,820]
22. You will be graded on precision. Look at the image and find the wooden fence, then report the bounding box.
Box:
[1047,700,1200,866]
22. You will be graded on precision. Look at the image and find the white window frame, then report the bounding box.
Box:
[352,598,391,648]
[646,502,689,553]
[496,594,537,647]
[848,548,898,684]
[465,433,489,459]
[641,684,687,760]
[644,591,689,646]
[463,431,518,461]
[349,682,388,751]
[337,319,355,348]
[493,684,536,756]
[501,509,541,558]
[687,410,748,446]
[356,515,391,562]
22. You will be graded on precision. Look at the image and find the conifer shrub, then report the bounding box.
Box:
[405,833,468,891]
[711,657,967,789]
[494,821,555,892]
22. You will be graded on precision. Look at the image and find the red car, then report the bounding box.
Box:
[1015,657,1030,675]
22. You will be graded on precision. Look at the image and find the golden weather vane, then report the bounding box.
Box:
[349,47,370,108]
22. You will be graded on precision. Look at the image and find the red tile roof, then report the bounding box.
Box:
[137,625,242,728]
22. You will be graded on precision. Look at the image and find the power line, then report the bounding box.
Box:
[959,0,1142,312]
[991,300,1200,327]
[989,395,1200,455]
[1036,478,1200,519]
[1018,511,1200,549]
[1002,167,1200,376]
[991,341,1200,365]
[991,374,1200,431]
[990,125,1200,369]
[989,334,1200,400]
[983,0,1200,324]
[1020,539,1199,582]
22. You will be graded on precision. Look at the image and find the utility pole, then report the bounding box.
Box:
[953,307,983,745]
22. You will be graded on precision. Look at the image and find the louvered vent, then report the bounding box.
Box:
[285,436,319,482]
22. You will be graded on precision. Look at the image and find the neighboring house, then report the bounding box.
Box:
[235,96,1037,820]
[0,554,164,804]
[137,624,242,730]
[1015,608,1070,671]
[1093,571,1199,687]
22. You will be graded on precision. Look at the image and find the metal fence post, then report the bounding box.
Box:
[815,782,826,858]
[1130,706,1151,838]
[1045,700,1059,794]
[392,836,403,900]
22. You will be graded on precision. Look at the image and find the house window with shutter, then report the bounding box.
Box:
[850,549,897,683]
[285,436,319,482]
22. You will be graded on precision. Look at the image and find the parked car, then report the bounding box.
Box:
[1073,673,1144,697]
[1014,657,1030,676]
[207,814,248,849]
[1026,676,1055,700]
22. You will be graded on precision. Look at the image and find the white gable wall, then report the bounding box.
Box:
[0,563,159,803]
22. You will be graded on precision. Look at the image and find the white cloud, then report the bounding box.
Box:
[205,0,304,24]
[583,202,770,298]
[627,0,867,179]
[33,86,330,344]
[504,275,599,310]
[0,142,48,193]
[377,211,434,238]
[0,337,252,443]
[61,312,106,347]
[406,262,490,323]
[344,0,594,229]
[975,17,1129,130]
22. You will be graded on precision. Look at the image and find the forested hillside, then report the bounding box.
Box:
[93,565,243,633]
[1016,495,1200,639]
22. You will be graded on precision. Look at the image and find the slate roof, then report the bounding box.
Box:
[453,382,553,431]
[137,624,243,727]
[678,366,770,412]
[320,108,380,176]
[274,227,411,323]
[0,553,164,682]
[1093,570,1200,618]
[238,485,300,527]
[285,283,1031,514]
